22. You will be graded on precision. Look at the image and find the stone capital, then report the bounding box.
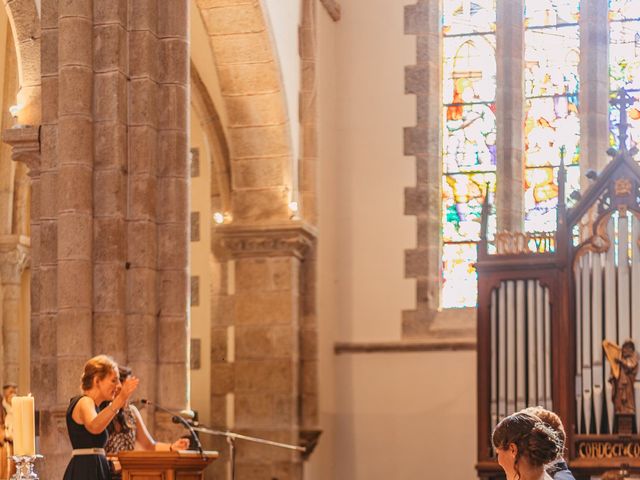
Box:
[213,222,317,260]
[3,125,41,173]
[0,235,31,284]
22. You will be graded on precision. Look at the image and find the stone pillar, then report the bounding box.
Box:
[214,223,315,480]
[299,0,318,225]
[3,126,39,398]
[579,0,609,184]
[12,1,190,477]
[496,0,524,232]
[0,27,20,238]
[298,0,321,452]
[403,0,442,334]
[55,0,93,410]
[125,0,160,427]
[154,0,190,437]
[0,236,29,387]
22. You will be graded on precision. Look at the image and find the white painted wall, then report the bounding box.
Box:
[333,352,477,480]
[309,0,479,479]
[189,109,213,428]
[317,0,417,342]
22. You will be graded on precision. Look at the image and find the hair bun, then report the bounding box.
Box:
[527,422,562,466]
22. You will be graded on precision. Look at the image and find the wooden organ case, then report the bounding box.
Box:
[476,91,640,479]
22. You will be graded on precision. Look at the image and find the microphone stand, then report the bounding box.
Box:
[192,426,306,480]
[139,400,205,457]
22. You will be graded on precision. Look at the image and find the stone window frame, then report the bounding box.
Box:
[403,0,609,339]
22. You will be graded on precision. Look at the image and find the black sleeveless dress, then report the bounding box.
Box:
[63,395,111,480]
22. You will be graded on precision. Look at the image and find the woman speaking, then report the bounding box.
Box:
[63,355,139,480]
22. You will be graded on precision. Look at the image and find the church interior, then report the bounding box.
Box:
[4,0,640,479]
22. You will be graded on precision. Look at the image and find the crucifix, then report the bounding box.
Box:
[609,88,635,153]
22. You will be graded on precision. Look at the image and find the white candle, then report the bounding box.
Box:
[12,396,22,455]
[12,395,35,456]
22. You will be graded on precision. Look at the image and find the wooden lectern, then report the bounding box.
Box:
[118,450,219,480]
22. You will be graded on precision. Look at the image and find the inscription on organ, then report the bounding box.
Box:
[577,441,640,459]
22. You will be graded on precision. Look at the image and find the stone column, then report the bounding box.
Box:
[403,0,442,334]
[0,28,20,238]
[0,236,29,387]
[496,0,524,232]
[20,1,189,477]
[154,0,190,439]
[55,0,94,409]
[214,223,315,480]
[299,0,318,225]
[579,0,609,184]
[3,126,39,399]
[298,0,321,452]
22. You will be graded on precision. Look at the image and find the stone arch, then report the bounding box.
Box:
[194,0,293,224]
[3,0,40,125]
[190,62,232,213]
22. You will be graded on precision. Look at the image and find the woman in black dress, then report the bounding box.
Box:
[63,355,139,480]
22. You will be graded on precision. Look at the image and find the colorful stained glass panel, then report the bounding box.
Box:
[609,0,640,21]
[442,0,496,309]
[443,35,496,104]
[609,0,640,151]
[443,0,496,36]
[524,165,580,232]
[443,103,497,173]
[525,0,580,26]
[525,26,579,97]
[609,93,640,148]
[442,172,496,243]
[524,96,580,232]
[610,19,640,91]
[524,96,580,168]
[442,243,478,309]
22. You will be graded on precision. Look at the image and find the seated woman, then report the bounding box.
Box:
[105,366,190,475]
[492,411,563,480]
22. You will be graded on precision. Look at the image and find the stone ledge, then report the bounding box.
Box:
[3,125,41,172]
[213,221,317,260]
[334,338,476,354]
[402,306,476,338]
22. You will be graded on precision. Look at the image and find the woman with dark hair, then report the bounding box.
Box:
[521,406,576,480]
[105,366,189,477]
[63,355,139,480]
[492,412,563,480]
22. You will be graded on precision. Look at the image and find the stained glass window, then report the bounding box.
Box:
[524,0,580,233]
[442,0,496,308]
[609,0,640,149]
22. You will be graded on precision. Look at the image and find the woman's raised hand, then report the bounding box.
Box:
[117,376,139,404]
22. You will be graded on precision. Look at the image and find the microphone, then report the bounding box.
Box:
[137,399,195,420]
[139,399,204,455]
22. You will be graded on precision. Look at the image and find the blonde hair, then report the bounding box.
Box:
[81,355,118,391]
